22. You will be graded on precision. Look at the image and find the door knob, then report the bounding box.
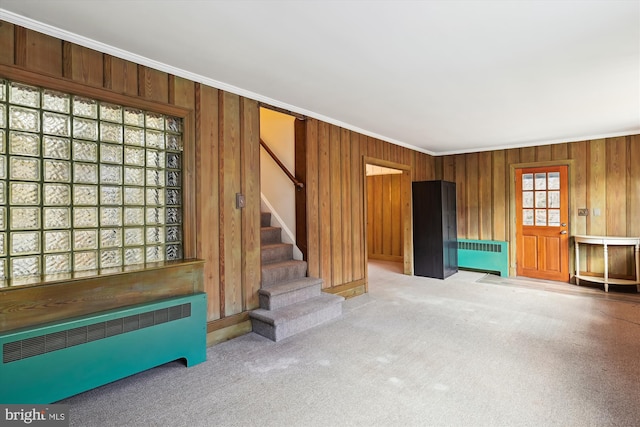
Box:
[561,223,567,227]
[560,230,567,235]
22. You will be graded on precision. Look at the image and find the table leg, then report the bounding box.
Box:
[575,241,580,286]
[604,244,609,293]
[635,245,640,292]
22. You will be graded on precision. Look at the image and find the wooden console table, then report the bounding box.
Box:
[574,235,640,292]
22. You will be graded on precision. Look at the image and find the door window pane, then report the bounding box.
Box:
[535,209,547,226]
[548,209,560,226]
[535,191,547,208]
[522,173,533,190]
[523,209,534,226]
[548,191,560,208]
[523,191,534,208]
[535,173,546,190]
[548,172,560,190]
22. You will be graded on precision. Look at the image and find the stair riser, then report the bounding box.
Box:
[251,303,342,342]
[261,263,307,287]
[261,228,281,245]
[261,212,271,228]
[260,285,321,310]
[261,245,293,264]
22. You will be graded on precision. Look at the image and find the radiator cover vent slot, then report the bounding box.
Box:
[458,241,503,253]
[3,303,192,364]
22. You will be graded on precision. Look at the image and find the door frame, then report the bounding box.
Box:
[509,159,576,279]
[362,156,413,282]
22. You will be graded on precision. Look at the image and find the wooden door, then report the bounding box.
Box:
[516,166,569,281]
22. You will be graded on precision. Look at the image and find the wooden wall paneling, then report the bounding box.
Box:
[195,84,220,321]
[587,139,606,273]
[605,137,629,275]
[391,174,402,256]
[63,42,103,87]
[318,122,332,288]
[569,141,588,274]
[104,55,138,96]
[382,174,392,256]
[375,137,383,159]
[366,137,374,157]
[412,152,419,181]
[306,119,320,278]
[341,129,353,282]
[552,143,569,160]
[360,132,368,158]
[382,139,390,160]
[536,145,552,162]
[505,148,520,275]
[376,138,384,159]
[505,148,520,249]
[492,150,507,241]
[520,146,536,163]
[465,153,479,240]
[628,135,640,238]
[454,154,467,238]
[413,152,422,181]
[374,176,383,256]
[241,98,261,310]
[478,151,493,240]
[138,65,169,103]
[15,27,62,76]
[330,126,344,285]
[219,91,242,316]
[366,176,374,256]
[425,153,435,180]
[171,77,196,259]
[443,155,455,182]
[171,76,195,109]
[350,132,364,280]
[295,119,308,260]
[433,156,443,181]
[0,21,14,65]
[401,168,413,274]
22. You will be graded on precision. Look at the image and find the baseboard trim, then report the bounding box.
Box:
[324,279,366,299]
[206,312,252,346]
[368,254,403,263]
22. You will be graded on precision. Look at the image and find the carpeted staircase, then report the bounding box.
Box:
[249,212,344,341]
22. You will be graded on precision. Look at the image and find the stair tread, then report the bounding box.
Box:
[261,242,292,249]
[260,277,323,295]
[250,293,344,326]
[262,259,307,270]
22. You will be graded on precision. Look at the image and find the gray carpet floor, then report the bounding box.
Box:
[62,261,640,426]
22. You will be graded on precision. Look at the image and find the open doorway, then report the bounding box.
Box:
[363,157,413,276]
[259,107,303,260]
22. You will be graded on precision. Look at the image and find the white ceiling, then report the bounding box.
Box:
[1,1,638,155]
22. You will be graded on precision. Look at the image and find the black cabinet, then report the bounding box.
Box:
[412,180,458,279]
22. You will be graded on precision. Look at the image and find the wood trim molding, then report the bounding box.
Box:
[324,279,366,299]
[0,260,205,332]
[0,63,189,117]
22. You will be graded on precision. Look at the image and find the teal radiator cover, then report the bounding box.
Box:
[0,293,207,404]
[457,239,509,277]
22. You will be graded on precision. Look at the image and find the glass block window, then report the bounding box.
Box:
[0,79,183,283]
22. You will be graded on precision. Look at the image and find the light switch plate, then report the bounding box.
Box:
[236,193,245,209]
[593,208,601,217]
[578,208,588,216]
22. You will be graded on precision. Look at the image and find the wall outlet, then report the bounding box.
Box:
[577,208,589,216]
